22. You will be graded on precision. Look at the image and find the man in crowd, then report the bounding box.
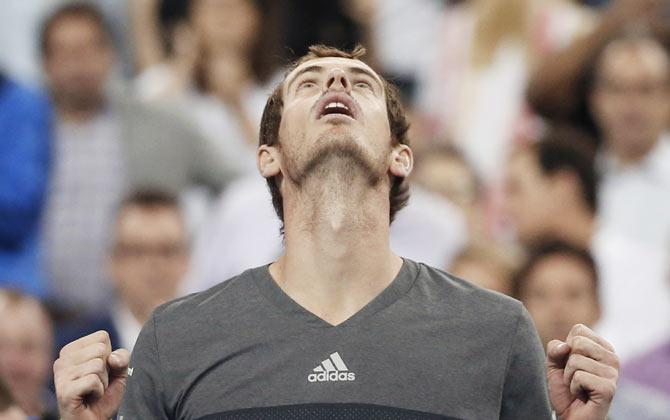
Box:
[0,289,57,418]
[512,241,602,350]
[589,30,670,248]
[56,190,190,353]
[40,3,240,316]
[55,45,619,419]
[0,73,51,297]
[504,127,670,359]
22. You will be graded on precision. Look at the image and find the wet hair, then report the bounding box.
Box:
[259,44,411,232]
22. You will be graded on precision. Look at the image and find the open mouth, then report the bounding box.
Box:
[317,94,358,120]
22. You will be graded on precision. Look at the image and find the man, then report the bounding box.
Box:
[0,289,57,418]
[39,3,240,315]
[55,45,618,419]
[589,30,670,248]
[504,127,598,249]
[56,190,190,353]
[0,73,51,297]
[504,129,670,360]
[512,241,602,350]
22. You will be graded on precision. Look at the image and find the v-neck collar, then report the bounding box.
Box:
[251,258,420,328]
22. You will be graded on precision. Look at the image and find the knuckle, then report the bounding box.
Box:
[94,342,107,357]
[96,330,110,342]
[92,357,106,374]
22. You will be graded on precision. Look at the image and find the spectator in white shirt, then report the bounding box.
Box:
[588,29,670,248]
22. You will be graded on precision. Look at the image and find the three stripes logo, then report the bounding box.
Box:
[307,352,356,383]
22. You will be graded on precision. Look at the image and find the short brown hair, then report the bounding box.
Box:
[259,44,411,230]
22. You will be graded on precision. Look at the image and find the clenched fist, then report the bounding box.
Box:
[547,324,619,420]
[53,331,130,420]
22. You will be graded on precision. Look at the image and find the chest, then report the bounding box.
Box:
[163,319,508,419]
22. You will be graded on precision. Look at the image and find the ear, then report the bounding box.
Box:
[389,143,413,178]
[257,144,281,179]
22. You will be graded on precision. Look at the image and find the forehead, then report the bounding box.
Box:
[284,57,383,89]
[598,39,670,79]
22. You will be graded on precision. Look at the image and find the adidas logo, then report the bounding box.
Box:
[307,352,356,383]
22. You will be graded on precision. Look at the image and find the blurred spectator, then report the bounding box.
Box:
[56,190,189,352]
[503,128,670,360]
[0,289,56,418]
[512,241,601,349]
[40,3,239,316]
[185,176,467,292]
[504,127,598,248]
[448,244,520,295]
[420,0,595,182]
[589,30,670,247]
[528,0,670,133]
[0,74,51,298]
[131,0,282,176]
[412,144,489,243]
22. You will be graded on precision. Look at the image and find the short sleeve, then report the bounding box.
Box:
[117,313,170,419]
[500,305,553,419]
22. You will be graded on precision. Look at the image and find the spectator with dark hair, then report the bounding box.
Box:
[504,126,598,249]
[504,126,670,360]
[0,73,51,297]
[512,240,601,350]
[56,190,189,353]
[0,289,57,418]
[39,2,240,316]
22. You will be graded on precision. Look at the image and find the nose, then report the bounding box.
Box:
[325,68,351,93]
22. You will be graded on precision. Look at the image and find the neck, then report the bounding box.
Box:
[271,173,402,326]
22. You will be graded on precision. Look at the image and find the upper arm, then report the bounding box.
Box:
[117,314,171,419]
[499,306,553,420]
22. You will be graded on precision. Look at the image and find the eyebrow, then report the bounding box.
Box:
[286,65,324,92]
[286,63,384,92]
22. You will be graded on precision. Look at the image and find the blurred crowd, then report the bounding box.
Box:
[0,0,669,418]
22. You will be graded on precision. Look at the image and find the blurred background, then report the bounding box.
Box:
[0,0,669,418]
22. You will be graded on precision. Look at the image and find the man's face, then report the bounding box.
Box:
[43,16,113,111]
[521,255,600,348]
[0,298,52,413]
[591,39,670,162]
[110,206,189,322]
[503,151,555,244]
[275,57,395,188]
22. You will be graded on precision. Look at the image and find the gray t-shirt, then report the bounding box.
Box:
[118,259,551,419]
